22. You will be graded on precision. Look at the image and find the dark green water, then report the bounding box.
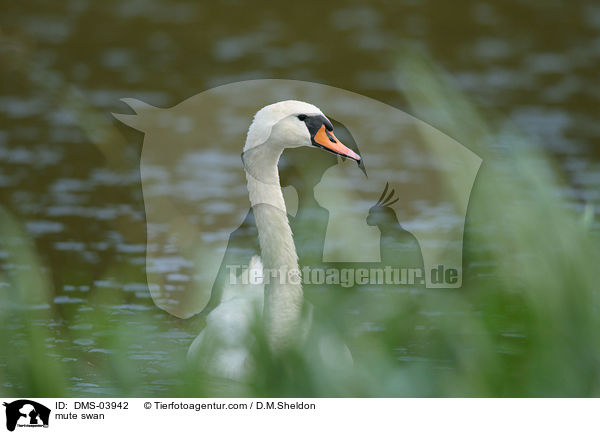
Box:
[1,0,600,395]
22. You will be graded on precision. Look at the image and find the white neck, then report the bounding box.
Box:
[243,142,303,351]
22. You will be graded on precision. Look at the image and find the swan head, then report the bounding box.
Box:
[244,100,360,162]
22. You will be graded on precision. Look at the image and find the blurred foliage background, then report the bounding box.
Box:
[1,0,600,396]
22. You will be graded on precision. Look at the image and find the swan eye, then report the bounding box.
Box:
[297,114,307,121]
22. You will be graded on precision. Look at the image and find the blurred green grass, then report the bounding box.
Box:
[1,52,600,397]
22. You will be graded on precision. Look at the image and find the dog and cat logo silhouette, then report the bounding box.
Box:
[114,80,481,319]
[3,400,50,431]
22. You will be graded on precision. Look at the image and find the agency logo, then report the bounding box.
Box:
[3,400,50,432]
[114,80,481,319]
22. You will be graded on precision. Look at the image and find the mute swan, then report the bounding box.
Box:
[187,101,360,379]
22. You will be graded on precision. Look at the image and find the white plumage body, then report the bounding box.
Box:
[187,255,264,379]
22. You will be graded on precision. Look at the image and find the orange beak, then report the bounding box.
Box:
[312,124,361,162]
